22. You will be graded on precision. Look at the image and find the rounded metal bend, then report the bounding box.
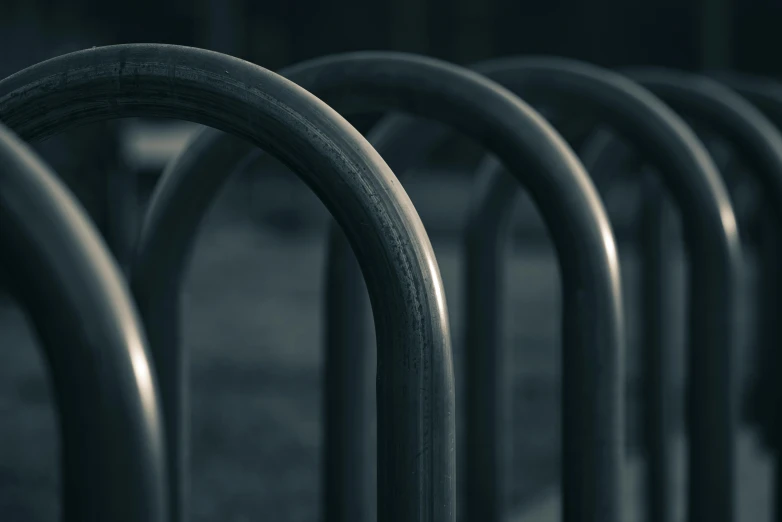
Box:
[0,121,168,522]
[584,69,782,203]
[695,73,782,472]
[283,52,625,522]
[362,56,743,522]
[543,67,782,522]
[150,51,626,522]
[0,44,454,522]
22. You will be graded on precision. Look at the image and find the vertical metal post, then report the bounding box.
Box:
[757,209,782,522]
[705,75,782,522]
[462,159,515,522]
[579,130,677,522]
[639,173,675,522]
[105,163,139,272]
[322,228,374,522]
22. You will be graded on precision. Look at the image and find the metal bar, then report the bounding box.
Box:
[0,121,168,522]
[360,56,741,522]
[462,158,520,522]
[136,128,252,522]
[474,61,741,522]
[579,142,678,522]
[706,74,782,522]
[0,44,457,522]
[321,227,375,522]
[146,126,379,522]
[579,130,677,522]
[758,212,782,522]
[585,69,782,522]
[638,173,675,522]
[138,51,624,522]
[281,52,624,522]
[464,154,676,522]
[105,163,139,272]
[145,125,379,522]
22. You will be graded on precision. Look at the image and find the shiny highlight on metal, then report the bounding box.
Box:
[0,121,168,522]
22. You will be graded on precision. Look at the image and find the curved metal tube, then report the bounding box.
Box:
[463,158,676,522]
[0,122,168,522]
[580,69,782,522]
[711,73,782,130]
[459,157,517,520]
[578,124,677,522]
[583,70,782,196]
[152,52,626,522]
[713,73,782,522]
[283,53,626,522]
[0,44,456,522]
[694,72,782,522]
[360,57,742,522]
[636,171,677,522]
[285,53,625,522]
[148,129,381,522]
[709,77,782,429]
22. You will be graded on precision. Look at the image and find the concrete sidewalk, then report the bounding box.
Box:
[512,431,773,522]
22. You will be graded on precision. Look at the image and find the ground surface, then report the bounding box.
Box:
[515,431,773,522]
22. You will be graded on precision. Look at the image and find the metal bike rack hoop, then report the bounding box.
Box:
[155,51,626,522]
[357,56,743,522]
[0,44,455,522]
[0,121,168,522]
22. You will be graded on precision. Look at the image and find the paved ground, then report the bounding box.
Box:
[0,171,767,521]
[514,430,774,522]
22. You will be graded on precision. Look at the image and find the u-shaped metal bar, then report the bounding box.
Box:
[0,44,456,522]
[709,73,782,522]
[578,69,782,522]
[0,122,168,522]
[361,57,742,522]
[286,52,625,522]
[152,51,626,522]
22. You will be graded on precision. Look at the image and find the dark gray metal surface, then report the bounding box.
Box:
[711,70,782,463]
[691,72,782,522]
[153,51,626,522]
[360,57,742,522]
[284,53,625,522]
[472,62,741,522]
[636,172,677,522]
[460,157,517,522]
[581,69,782,522]
[143,126,379,522]
[0,44,456,522]
[0,122,168,522]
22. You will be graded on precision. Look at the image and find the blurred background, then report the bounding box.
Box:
[0,1,771,521]
[0,0,752,73]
